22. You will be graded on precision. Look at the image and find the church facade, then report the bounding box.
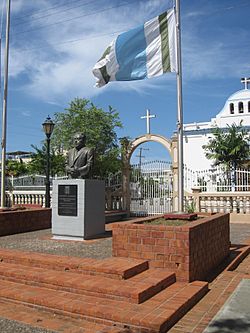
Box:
[183,78,250,171]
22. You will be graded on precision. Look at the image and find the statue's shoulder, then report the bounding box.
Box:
[68,147,75,154]
[86,147,94,153]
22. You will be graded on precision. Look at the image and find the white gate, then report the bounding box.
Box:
[130,160,173,216]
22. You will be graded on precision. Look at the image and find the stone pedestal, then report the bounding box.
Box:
[52,179,105,240]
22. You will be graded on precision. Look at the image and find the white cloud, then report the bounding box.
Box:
[21,110,31,117]
[9,2,147,101]
[182,25,249,81]
[7,0,249,104]
[9,1,171,102]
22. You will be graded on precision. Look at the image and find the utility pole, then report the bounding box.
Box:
[1,0,11,208]
[136,147,149,170]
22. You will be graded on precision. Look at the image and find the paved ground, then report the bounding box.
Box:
[0,222,248,333]
[0,223,248,258]
[203,279,250,333]
[0,229,112,259]
[0,319,54,333]
[229,223,250,245]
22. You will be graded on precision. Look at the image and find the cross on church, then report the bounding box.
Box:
[241,77,250,90]
[141,109,156,134]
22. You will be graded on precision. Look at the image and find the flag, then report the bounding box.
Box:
[92,9,176,88]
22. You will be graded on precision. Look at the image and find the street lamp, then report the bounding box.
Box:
[42,116,55,208]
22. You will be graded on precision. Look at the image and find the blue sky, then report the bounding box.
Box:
[1,0,249,164]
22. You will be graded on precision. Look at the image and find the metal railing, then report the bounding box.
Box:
[184,166,250,192]
[130,160,173,216]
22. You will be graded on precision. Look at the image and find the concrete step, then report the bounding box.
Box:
[0,248,148,279]
[0,278,208,333]
[0,262,176,304]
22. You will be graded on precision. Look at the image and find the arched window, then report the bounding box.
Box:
[238,102,244,113]
[229,103,234,114]
[248,101,250,112]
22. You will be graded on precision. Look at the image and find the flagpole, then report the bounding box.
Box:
[1,0,11,208]
[175,0,184,212]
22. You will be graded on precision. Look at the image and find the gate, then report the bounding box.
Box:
[130,160,173,216]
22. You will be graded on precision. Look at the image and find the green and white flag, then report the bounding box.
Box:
[92,8,176,88]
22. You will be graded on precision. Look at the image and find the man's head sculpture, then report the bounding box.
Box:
[73,133,86,150]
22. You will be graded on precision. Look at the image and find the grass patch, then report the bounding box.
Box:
[144,218,189,226]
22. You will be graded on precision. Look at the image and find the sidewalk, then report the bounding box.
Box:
[203,279,250,333]
[168,241,250,333]
[0,222,248,333]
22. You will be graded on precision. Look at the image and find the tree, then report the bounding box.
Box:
[202,122,250,170]
[51,98,123,177]
[6,159,29,177]
[28,144,66,177]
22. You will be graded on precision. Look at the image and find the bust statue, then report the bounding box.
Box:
[66,133,94,179]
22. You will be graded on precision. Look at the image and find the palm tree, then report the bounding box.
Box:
[203,122,250,170]
[203,122,250,190]
[28,144,66,177]
[6,159,29,177]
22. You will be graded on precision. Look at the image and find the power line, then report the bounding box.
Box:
[16,28,127,53]
[221,1,250,12]
[12,0,101,27]
[12,0,84,22]
[11,0,137,37]
[9,0,249,59]
[11,0,249,41]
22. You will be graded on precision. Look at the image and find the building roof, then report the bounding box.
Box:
[227,88,250,101]
[7,151,32,156]
[184,81,250,132]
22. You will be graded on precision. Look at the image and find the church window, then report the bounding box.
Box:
[238,102,244,113]
[248,101,250,112]
[229,103,234,114]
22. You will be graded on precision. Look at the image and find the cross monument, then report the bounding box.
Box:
[141,109,156,134]
[241,77,250,90]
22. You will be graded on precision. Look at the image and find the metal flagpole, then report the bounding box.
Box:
[1,0,11,208]
[175,0,184,212]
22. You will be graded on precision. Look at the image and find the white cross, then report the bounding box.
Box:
[140,109,156,134]
[241,77,250,90]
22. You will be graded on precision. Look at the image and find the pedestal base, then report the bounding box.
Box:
[52,179,105,240]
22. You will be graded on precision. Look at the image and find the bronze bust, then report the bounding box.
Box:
[66,133,94,179]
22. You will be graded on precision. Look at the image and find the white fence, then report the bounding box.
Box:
[4,165,250,218]
[184,166,250,192]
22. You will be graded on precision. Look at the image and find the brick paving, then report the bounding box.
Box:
[0,247,209,333]
[0,222,248,332]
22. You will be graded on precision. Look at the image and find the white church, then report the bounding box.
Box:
[183,78,250,171]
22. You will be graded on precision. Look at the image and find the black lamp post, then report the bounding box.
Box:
[42,116,55,208]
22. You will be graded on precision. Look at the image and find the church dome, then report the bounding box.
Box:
[217,78,250,119]
[227,88,250,102]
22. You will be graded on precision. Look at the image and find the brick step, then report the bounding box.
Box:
[0,262,176,304]
[0,248,148,279]
[0,278,208,332]
[0,298,128,333]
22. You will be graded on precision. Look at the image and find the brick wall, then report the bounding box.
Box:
[188,213,230,281]
[112,213,230,282]
[0,209,51,236]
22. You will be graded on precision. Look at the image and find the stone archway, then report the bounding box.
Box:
[128,134,173,161]
[121,134,179,213]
